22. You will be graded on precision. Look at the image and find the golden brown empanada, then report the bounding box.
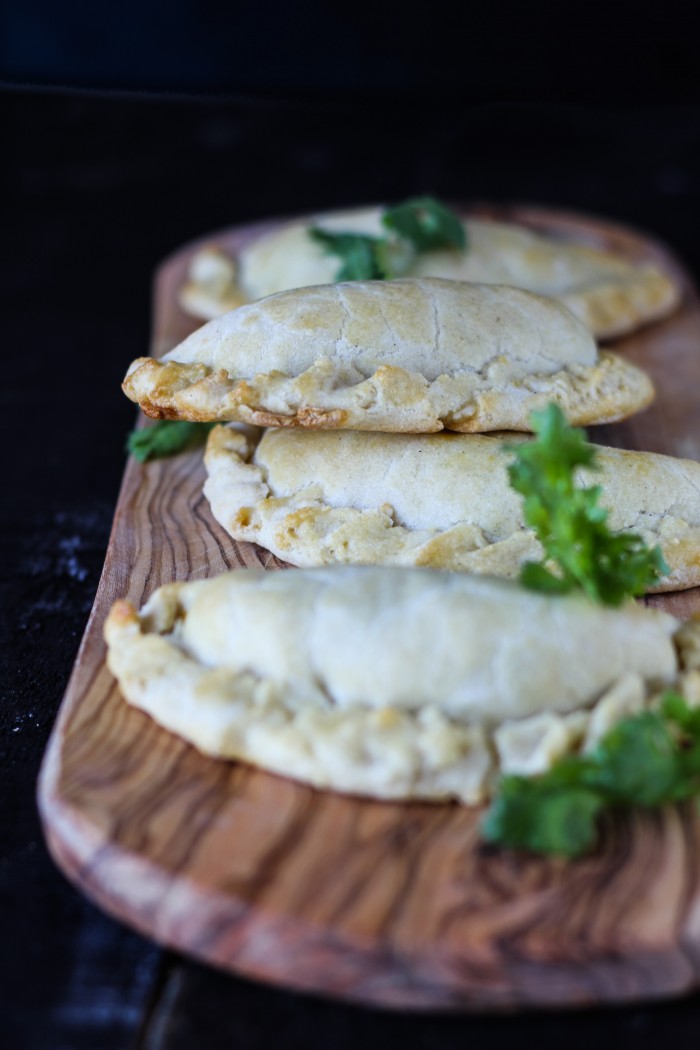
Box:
[179,207,680,339]
[203,426,700,592]
[124,279,654,433]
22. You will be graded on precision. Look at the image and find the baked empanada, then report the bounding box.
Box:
[203,427,700,592]
[104,567,693,802]
[179,207,680,339]
[124,279,653,433]
[179,244,247,317]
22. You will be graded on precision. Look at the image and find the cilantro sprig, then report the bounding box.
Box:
[505,404,668,605]
[482,693,700,857]
[483,407,684,857]
[127,420,218,463]
[382,196,466,252]
[308,196,466,282]
[308,229,391,281]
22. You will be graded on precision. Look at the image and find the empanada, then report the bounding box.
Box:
[180,207,680,339]
[124,279,654,433]
[104,567,693,802]
[204,427,700,592]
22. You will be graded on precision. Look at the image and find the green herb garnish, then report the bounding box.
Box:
[505,403,668,605]
[382,196,466,252]
[482,693,700,857]
[309,196,466,282]
[308,229,391,281]
[127,420,218,463]
[481,407,684,858]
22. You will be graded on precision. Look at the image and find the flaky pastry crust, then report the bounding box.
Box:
[104,568,696,802]
[203,427,700,592]
[179,209,680,339]
[125,279,654,432]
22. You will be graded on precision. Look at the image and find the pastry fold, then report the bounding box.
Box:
[180,208,680,339]
[105,567,694,802]
[203,427,700,592]
[124,279,654,433]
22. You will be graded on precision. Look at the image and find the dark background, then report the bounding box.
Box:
[3,4,700,1047]
[3,0,700,106]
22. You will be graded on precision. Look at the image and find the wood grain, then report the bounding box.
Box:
[38,206,700,1010]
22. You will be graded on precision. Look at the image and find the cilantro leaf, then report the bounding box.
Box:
[584,712,681,806]
[127,420,218,463]
[660,693,700,796]
[481,776,603,856]
[662,690,700,735]
[482,692,700,857]
[505,403,668,605]
[308,197,466,282]
[308,228,391,281]
[382,196,466,252]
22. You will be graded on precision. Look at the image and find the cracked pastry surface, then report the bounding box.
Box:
[124,278,654,433]
[203,427,700,592]
[104,567,694,802]
[179,208,680,339]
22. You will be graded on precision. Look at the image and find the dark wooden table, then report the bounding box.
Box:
[4,87,700,1048]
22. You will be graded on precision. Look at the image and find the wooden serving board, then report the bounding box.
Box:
[39,206,700,1011]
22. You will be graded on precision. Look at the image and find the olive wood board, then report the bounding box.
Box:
[39,205,700,1011]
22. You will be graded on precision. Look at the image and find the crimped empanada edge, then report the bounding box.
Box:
[562,264,681,340]
[123,350,654,433]
[104,591,700,803]
[203,425,700,592]
[177,232,681,341]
